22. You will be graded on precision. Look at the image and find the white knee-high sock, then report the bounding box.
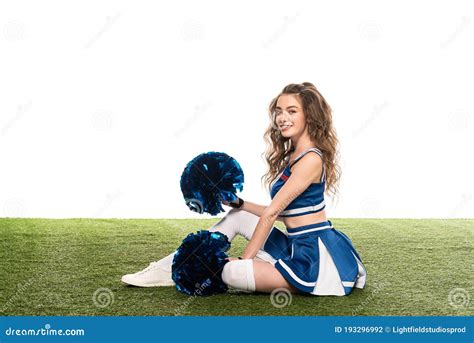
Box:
[221,259,256,292]
[155,209,260,272]
[209,209,259,241]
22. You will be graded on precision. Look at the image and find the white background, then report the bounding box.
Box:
[1,0,472,219]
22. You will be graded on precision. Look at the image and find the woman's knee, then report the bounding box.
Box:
[212,208,243,228]
[221,259,256,292]
[210,208,259,241]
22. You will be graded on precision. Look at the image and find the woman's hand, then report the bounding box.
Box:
[222,198,239,207]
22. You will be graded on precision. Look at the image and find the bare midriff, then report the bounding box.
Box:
[279,209,328,228]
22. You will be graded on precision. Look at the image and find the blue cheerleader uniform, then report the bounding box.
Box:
[256,147,367,296]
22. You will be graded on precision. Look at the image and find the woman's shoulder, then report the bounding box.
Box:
[288,148,323,171]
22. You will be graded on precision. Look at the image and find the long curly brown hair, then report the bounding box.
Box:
[260,82,341,200]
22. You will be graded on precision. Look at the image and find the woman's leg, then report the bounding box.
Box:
[208,208,259,241]
[121,208,261,287]
[219,214,300,293]
[252,260,301,293]
[221,259,300,294]
[161,208,260,270]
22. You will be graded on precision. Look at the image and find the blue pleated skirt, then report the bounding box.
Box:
[257,220,367,296]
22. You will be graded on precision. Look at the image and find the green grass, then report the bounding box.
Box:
[0,218,472,316]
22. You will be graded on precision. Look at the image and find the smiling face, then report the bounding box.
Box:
[274,94,307,140]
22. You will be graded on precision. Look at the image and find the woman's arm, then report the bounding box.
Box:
[230,200,285,222]
[241,201,267,217]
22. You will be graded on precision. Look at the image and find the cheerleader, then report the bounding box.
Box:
[122,82,367,296]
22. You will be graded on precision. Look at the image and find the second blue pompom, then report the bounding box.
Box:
[171,230,231,296]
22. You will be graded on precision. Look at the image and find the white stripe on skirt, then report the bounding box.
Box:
[311,237,346,296]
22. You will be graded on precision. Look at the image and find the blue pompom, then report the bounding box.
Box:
[172,230,230,296]
[180,151,244,215]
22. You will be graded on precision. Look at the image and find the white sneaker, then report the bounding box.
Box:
[121,261,176,287]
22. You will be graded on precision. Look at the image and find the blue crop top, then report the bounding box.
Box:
[270,147,326,217]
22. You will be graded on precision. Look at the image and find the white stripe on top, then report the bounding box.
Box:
[279,200,326,216]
